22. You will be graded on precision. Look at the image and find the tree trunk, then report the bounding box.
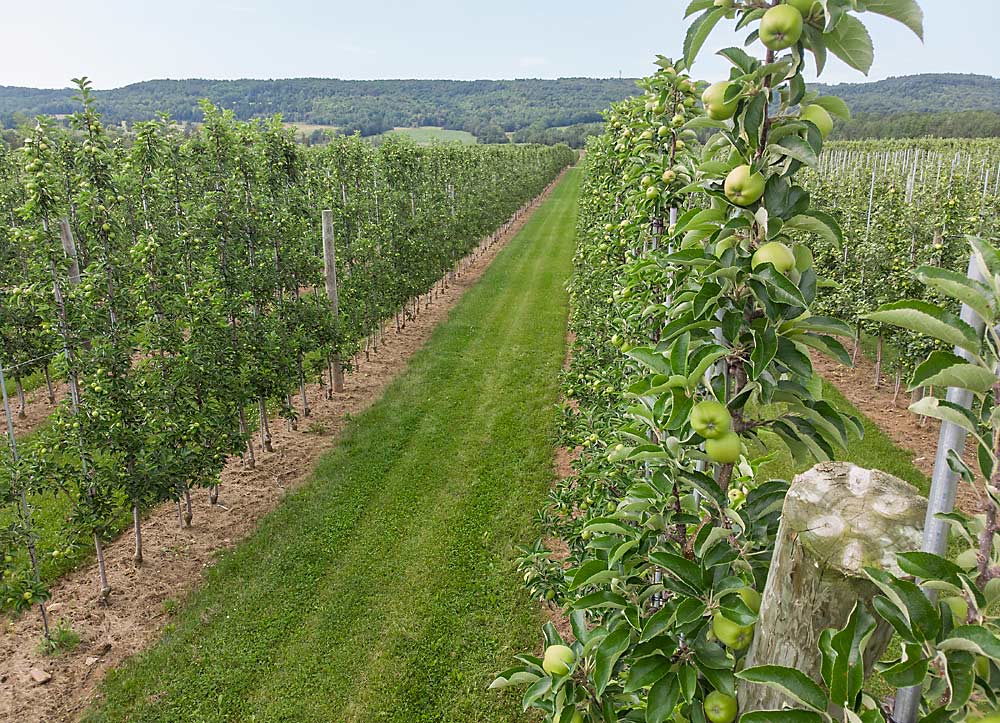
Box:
[739,462,926,712]
[15,378,25,419]
[132,502,143,566]
[44,366,55,404]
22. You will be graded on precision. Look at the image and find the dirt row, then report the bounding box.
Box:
[811,349,984,514]
[0,173,567,723]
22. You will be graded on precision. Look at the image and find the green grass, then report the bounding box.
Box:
[757,380,930,493]
[85,169,581,722]
[385,126,478,144]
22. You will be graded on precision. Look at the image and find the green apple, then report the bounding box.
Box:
[691,400,732,439]
[702,81,739,121]
[542,644,575,676]
[662,169,677,184]
[704,691,738,723]
[751,241,796,274]
[800,104,833,138]
[713,612,755,650]
[759,5,803,50]
[570,712,585,723]
[706,432,741,464]
[646,186,660,200]
[786,0,818,17]
[736,586,761,614]
[724,165,766,206]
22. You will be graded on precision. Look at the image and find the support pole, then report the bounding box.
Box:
[322,210,344,392]
[893,254,988,723]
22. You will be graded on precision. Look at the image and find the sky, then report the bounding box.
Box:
[2,1,998,90]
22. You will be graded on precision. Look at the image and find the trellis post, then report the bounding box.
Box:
[322,209,345,392]
[893,254,990,723]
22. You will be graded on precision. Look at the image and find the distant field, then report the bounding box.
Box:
[283,121,338,140]
[386,126,477,144]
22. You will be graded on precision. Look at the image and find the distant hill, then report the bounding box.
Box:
[0,77,638,142]
[813,73,1000,139]
[2,73,999,145]
[814,74,1000,115]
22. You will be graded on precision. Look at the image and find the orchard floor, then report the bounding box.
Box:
[81,169,581,722]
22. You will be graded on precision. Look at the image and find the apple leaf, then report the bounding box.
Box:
[624,653,672,693]
[684,0,715,18]
[864,300,981,354]
[737,666,829,712]
[908,396,981,438]
[824,14,874,75]
[785,209,843,248]
[914,265,994,324]
[646,675,680,723]
[740,712,825,723]
[717,46,757,74]
[909,351,996,394]
[860,0,924,40]
[684,8,727,68]
[594,625,631,696]
[770,135,819,167]
[895,551,965,586]
[810,94,851,120]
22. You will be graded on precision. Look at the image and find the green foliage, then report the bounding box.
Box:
[0,81,575,614]
[486,3,997,723]
[84,171,580,721]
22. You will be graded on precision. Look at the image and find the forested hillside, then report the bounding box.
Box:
[0,77,636,139]
[815,73,1000,138]
[2,73,1000,144]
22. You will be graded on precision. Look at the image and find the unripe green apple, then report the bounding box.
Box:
[800,104,833,138]
[736,586,761,614]
[786,0,818,16]
[662,169,677,184]
[704,691,738,723]
[672,114,686,128]
[646,186,660,200]
[759,5,803,50]
[724,165,766,206]
[706,432,741,464]
[702,81,739,121]
[713,612,755,650]
[752,241,796,274]
[542,644,575,676]
[570,712,585,723]
[691,400,732,439]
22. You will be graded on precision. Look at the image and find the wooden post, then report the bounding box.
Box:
[322,210,344,392]
[739,463,925,712]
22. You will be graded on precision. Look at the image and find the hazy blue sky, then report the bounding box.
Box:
[3,1,997,89]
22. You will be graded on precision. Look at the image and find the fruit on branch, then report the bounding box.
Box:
[751,242,796,274]
[570,712,585,723]
[704,691,738,723]
[713,612,755,650]
[706,432,742,464]
[736,585,761,614]
[759,5,804,50]
[800,104,833,138]
[542,644,576,676]
[724,165,766,207]
[691,400,732,439]
[786,0,818,17]
[662,169,677,184]
[702,81,740,121]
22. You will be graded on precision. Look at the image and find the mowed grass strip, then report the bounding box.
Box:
[85,169,581,723]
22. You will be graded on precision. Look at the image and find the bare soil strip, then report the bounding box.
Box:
[813,351,983,513]
[0,174,565,723]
